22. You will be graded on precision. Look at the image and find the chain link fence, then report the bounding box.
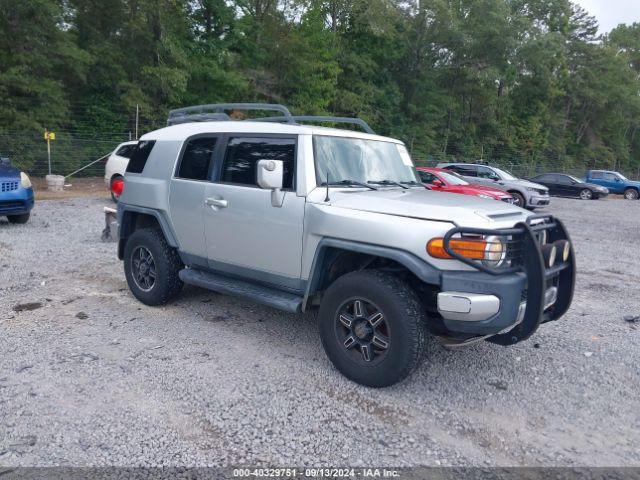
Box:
[1,128,638,182]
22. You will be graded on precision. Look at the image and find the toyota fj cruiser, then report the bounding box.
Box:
[117,104,575,387]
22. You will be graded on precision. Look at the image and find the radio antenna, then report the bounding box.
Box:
[324,170,330,202]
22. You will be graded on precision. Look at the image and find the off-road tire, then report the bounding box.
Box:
[624,188,638,200]
[510,192,526,208]
[318,269,427,388]
[124,228,183,306]
[579,189,593,200]
[7,213,30,224]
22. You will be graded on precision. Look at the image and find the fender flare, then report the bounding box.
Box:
[117,204,179,259]
[302,238,442,311]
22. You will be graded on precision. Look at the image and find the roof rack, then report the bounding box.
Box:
[166,103,375,134]
[167,103,294,126]
[254,115,375,134]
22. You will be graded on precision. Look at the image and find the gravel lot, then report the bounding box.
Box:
[1,196,639,467]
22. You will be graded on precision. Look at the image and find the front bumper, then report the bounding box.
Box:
[0,186,34,216]
[435,216,575,344]
[528,195,550,207]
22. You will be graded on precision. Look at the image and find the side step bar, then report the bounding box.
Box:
[179,268,303,313]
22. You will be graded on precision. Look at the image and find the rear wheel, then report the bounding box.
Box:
[110,175,124,203]
[124,228,183,306]
[579,189,593,200]
[7,213,30,224]
[318,270,427,388]
[624,188,638,200]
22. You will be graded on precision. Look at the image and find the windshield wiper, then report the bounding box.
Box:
[321,180,378,190]
[400,180,427,188]
[368,180,408,189]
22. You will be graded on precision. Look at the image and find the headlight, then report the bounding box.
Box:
[20,172,31,188]
[483,235,506,267]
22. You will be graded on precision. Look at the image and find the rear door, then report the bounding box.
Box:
[535,174,558,195]
[168,135,221,268]
[202,134,306,290]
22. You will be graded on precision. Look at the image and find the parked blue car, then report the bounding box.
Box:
[0,158,34,223]
[585,170,640,200]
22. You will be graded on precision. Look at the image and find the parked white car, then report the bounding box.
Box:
[104,140,137,202]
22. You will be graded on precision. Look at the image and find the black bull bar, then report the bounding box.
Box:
[443,215,576,345]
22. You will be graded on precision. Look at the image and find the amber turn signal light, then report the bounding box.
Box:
[427,237,487,260]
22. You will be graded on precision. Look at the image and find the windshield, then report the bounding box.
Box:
[314,136,419,186]
[567,175,582,183]
[492,167,517,181]
[617,173,628,181]
[437,171,469,186]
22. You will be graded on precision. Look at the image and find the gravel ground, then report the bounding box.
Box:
[1,196,639,467]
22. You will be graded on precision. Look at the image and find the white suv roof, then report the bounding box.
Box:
[141,121,403,145]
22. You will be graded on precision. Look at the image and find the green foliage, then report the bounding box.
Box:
[0,0,639,177]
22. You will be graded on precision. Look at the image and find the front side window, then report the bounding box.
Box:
[126,140,156,174]
[491,167,517,181]
[437,171,468,185]
[603,173,617,181]
[221,137,295,189]
[478,166,501,180]
[177,136,218,181]
[314,136,417,185]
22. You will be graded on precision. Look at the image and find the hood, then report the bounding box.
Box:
[500,178,548,191]
[313,188,530,227]
[0,163,20,181]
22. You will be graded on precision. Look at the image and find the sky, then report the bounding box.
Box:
[573,0,640,33]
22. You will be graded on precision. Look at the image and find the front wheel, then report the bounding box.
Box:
[510,192,526,208]
[318,270,427,388]
[7,213,30,224]
[624,188,638,200]
[579,189,593,200]
[124,228,183,306]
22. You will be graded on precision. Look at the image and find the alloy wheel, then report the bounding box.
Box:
[335,297,390,364]
[131,246,156,291]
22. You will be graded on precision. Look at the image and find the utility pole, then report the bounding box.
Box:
[135,104,139,140]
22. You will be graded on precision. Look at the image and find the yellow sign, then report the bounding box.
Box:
[44,131,55,141]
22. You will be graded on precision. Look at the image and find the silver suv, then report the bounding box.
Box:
[436,162,550,209]
[117,104,575,387]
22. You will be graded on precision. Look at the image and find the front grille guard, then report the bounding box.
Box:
[443,214,576,345]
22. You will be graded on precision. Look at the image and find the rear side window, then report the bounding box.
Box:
[590,171,603,179]
[126,140,156,174]
[176,136,218,181]
[116,145,134,158]
[220,137,295,189]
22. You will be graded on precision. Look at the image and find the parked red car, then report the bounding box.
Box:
[416,167,515,203]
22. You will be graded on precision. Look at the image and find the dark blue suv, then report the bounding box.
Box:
[0,158,34,223]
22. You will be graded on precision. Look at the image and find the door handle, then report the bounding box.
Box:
[205,197,228,208]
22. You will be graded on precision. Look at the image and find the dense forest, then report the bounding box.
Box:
[1,0,639,177]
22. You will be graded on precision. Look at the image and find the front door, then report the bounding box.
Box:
[203,135,305,291]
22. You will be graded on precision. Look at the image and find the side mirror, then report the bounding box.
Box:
[257,159,285,207]
[432,179,444,187]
